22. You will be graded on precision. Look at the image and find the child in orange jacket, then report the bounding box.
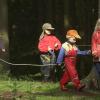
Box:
[57,29,90,91]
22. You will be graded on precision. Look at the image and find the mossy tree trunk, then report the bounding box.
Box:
[82,67,100,89]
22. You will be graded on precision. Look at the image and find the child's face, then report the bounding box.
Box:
[45,30,51,35]
[68,37,76,43]
[45,29,53,35]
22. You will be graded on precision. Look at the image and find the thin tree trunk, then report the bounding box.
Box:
[0,0,9,75]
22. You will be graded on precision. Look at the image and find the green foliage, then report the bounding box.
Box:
[7,79,22,99]
[36,96,100,100]
[26,81,34,100]
[0,80,99,100]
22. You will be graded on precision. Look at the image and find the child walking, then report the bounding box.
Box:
[57,29,90,91]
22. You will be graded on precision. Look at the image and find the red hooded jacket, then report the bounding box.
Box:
[92,30,100,61]
[38,34,61,53]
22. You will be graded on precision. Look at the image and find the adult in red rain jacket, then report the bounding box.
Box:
[92,18,100,80]
[57,30,90,91]
[38,23,61,82]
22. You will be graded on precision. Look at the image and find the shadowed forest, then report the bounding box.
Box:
[0,0,98,79]
[0,0,99,100]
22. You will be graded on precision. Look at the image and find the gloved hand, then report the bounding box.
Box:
[54,43,58,48]
[48,46,52,51]
[87,50,91,54]
[92,50,98,57]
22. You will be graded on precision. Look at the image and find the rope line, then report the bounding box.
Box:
[0,58,57,67]
[0,45,91,67]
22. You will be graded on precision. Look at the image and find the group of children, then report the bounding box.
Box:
[38,19,100,91]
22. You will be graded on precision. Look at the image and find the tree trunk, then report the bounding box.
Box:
[82,0,100,90]
[0,0,9,75]
[82,66,100,89]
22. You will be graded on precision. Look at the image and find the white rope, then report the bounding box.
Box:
[0,45,90,67]
[0,58,57,67]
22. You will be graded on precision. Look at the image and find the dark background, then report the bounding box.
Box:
[7,0,98,79]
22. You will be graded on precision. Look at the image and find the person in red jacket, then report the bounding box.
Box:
[57,29,90,91]
[92,18,100,83]
[38,23,61,82]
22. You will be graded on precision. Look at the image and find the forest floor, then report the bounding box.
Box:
[0,80,100,100]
